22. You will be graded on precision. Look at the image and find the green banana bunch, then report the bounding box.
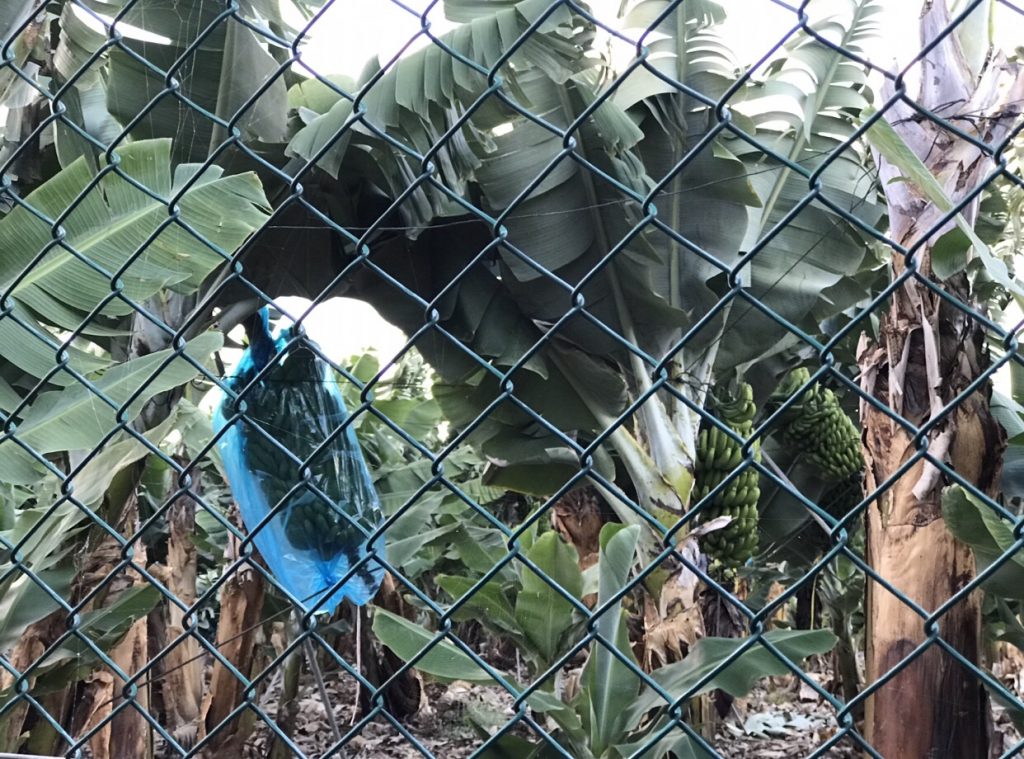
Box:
[283,495,360,558]
[239,346,371,562]
[773,367,863,482]
[695,382,761,566]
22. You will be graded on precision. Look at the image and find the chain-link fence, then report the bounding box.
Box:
[2,0,1024,757]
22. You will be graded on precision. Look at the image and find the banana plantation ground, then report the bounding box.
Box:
[244,675,868,758]
[5,0,1024,757]
[235,633,1024,758]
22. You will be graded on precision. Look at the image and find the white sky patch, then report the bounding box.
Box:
[70,3,174,44]
[293,0,457,77]
[273,296,409,364]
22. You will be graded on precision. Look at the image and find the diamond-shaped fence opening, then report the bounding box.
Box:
[2,0,1024,757]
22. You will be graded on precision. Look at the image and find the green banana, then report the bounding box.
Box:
[695,382,761,566]
[772,368,863,482]
[240,347,376,562]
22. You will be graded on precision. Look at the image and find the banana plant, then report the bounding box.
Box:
[36,0,340,166]
[336,349,511,582]
[0,138,267,486]
[373,521,837,757]
[280,0,885,529]
[21,0,889,526]
[8,0,891,527]
[941,486,1024,731]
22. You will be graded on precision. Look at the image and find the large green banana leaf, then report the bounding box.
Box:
[0,138,268,388]
[288,0,598,229]
[722,0,885,365]
[0,331,222,484]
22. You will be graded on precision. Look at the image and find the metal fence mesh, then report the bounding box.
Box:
[1,0,1024,757]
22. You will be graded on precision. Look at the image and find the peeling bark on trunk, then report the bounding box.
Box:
[267,646,302,759]
[858,5,1023,756]
[72,491,150,759]
[550,486,604,573]
[23,688,68,756]
[359,573,422,720]
[150,478,203,750]
[107,606,151,759]
[69,295,196,757]
[831,613,862,721]
[198,505,266,755]
[0,613,63,752]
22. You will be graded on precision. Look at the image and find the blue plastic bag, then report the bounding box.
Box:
[212,309,385,613]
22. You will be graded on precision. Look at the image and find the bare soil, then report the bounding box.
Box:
[244,671,867,757]
[240,647,1024,758]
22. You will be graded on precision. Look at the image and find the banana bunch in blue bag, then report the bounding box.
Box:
[212,308,385,612]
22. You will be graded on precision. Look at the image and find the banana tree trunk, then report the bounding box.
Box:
[0,613,62,752]
[198,505,266,754]
[71,487,150,759]
[858,4,1023,755]
[149,477,203,750]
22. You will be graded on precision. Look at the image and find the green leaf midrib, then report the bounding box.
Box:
[6,193,173,298]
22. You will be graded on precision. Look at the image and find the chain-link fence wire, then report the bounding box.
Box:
[1,0,1023,756]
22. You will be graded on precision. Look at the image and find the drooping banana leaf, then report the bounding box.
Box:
[720,0,885,367]
[57,0,290,164]
[0,330,222,484]
[531,0,763,368]
[288,0,598,229]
